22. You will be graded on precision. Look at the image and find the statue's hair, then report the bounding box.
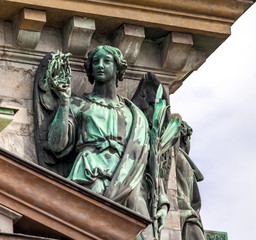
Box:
[85,45,128,87]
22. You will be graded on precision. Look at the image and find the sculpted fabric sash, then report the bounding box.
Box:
[104,98,149,203]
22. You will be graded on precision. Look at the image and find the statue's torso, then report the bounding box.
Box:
[68,94,135,193]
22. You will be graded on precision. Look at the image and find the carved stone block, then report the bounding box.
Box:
[16,8,46,32]
[63,16,95,56]
[113,24,145,64]
[161,32,193,72]
[12,9,46,49]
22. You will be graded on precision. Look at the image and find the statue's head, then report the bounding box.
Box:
[85,45,127,87]
[171,113,193,153]
[180,120,193,154]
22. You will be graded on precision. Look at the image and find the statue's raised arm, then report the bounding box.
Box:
[45,51,72,153]
[34,51,77,177]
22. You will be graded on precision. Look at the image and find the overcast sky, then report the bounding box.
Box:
[171,3,256,240]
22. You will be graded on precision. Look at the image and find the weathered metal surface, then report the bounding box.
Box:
[205,230,228,240]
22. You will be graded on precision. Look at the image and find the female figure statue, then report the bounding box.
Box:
[174,116,206,240]
[35,46,179,239]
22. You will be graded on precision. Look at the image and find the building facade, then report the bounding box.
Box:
[0,1,252,239]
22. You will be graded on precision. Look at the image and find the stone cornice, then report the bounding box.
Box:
[0,1,253,92]
[0,148,151,240]
[0,45,176,86]
[0,0,252,38]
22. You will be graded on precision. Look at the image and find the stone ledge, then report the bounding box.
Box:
[0,45,177,86]
[0,0,252,38]
[0,148,151,240]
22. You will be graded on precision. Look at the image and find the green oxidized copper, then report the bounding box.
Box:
[205,230,228,240]
[149,85,181,239]
[173,116,206,240]
[38,46,181,240]
[44,50,72,91]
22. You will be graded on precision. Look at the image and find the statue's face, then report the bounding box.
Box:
[92,49,117,84]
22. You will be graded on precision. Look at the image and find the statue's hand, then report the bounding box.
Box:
[51,77,71,104]
[44,51,72,104]
[154,204,168,232]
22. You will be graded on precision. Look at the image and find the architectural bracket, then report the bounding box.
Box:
[63,16,95,56]
[113,24,145,64]
[12,8,46,49]
[161,32,193,72]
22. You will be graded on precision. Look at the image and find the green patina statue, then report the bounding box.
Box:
[34,46,180,239]
[173,114,206,240]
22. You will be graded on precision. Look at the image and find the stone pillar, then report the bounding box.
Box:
[161,149,182,240]
[0,205,21,233]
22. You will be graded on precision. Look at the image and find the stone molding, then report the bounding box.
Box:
[0,1,252,91]
[0,148,151,240]
[0,45,176,87]
[0,0,253,38]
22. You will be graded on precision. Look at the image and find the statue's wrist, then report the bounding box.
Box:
[59,98,70,106]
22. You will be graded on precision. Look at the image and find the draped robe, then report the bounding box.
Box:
[52,93,169,239]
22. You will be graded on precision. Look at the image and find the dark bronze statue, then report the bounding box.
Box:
[173,114,206,240]
[34,46,181,239]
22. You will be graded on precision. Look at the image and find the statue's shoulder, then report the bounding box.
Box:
[69,95,90,116]
[70,96,86,107]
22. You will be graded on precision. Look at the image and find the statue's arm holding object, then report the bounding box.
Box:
[47,85,71,153]
[132,72,181,236]
[45,51,73,153]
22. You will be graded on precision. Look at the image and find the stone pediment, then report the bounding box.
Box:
[0,148,151,240]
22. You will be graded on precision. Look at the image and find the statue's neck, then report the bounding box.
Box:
[92,80,118,103]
